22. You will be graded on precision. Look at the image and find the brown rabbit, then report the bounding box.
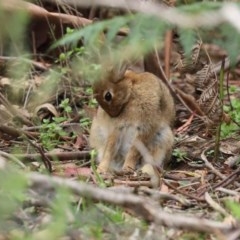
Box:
[89,65,175,174]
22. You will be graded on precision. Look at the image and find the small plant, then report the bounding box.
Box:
[206,149,214,156]
[173,148,187,162]
[85,87,98,107]
[225,200,240,220]
[90,149,107,187]
[59,98,72,118]
[39,99,72,150]
[39,117,68,150]
[221,98,240,138]
[56,27,86,65]
[80,117,92,130]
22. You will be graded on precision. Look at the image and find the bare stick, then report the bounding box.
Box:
[47,0,230,28]
[0,93,34,127]
[164,30,172,79]
[0,151,26,169]
[27,172,238,234]
[13,151,90,162]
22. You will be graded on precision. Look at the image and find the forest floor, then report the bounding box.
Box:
[0,1,240,240]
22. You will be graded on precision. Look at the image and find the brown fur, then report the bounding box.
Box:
[89,68,175,173]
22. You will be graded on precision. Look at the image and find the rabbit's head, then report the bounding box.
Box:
[93,65,132,117]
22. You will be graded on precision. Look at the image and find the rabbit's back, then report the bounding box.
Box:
[119,71,175,127]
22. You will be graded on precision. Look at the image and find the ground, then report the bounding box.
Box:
[0,1,240,240]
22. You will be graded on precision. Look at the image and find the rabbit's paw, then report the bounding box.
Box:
[141,164,160,188]
[122,157,138,173]
[121,165,135,174]
[96,162,110,174]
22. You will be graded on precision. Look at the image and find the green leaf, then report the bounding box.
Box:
[106,16,130,42]
[225,200,240,219]
[179,2,221,13]
[0,169,27,223]
[214,24,240,64]
[178,28,197,57]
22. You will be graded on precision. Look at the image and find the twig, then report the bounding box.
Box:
[163,179,204,202]
[201,148,225,180]
[22,122,81,131]
[0,93,34,127]
[214,59,225,161]
[27,172,238,234]
[0,151,26,169]
[198,164,240,197]
[0,124,37,139]
[113,179,152,187]
[176,113,194,133]
[212,167,240,190]
[50,0,230,29]
[205,192,229,217]
[13,151,90,162]
[140,187,192,207]
[164,30,172,79]
[0,56,49,71]
[216,187,240,197]
[23,137,52,172]
[0,125,52,171]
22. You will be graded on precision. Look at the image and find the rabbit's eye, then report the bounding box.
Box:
[104,92,112,102]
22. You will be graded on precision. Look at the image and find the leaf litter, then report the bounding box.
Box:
[0,1,239,239]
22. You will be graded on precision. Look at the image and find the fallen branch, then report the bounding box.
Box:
[49,0,224,28]
[27,172,238,235]
[198,153,240,196]
[0,93,34,127]
[0,56,49,71]
[213,167,240,190]
[0,151,26,169]
[0,124,37,139]
[13,151,90,162]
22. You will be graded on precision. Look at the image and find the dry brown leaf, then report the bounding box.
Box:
[220,139,240,155]
[198,80,222,123]
[175,87,205,116]
[73,135,86,149]
[175,41,208,74]
[35,103,59,117]
[195,64,215,92]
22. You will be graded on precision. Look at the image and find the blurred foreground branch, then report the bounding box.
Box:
[50,0,240,31]
[28,172,239,236]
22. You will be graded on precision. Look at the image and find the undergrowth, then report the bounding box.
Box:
[0,1,240,239]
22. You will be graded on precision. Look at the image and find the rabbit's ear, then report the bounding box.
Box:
[108,63,128,83]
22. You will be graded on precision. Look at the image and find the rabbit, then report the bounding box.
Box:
[89,65,175,175]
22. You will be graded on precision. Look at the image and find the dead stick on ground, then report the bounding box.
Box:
[201,148,225,179]
[0,151,26,169]
[27,172,238,235]
[0,124,37,139]
[199,151,240,197]
[0,93,34,126]
[23,137,52,172]
[163,179,204,202]
[13,151,90,162]
[0,56,49,71]
[213,167,240,190]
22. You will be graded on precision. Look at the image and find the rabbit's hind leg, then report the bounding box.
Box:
[122,133,149,172]
[96,129,124,174]
[122,147,140,172]
[97,140,115,174]
[150,125,174,168]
